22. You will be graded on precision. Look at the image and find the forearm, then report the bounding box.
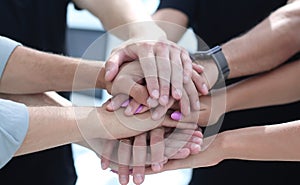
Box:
[74,0,165,40]
[223,2,300,78]
[226,61,300,112]
[0,46,106,94]
[221,120,300,161]
[15,106,82,156]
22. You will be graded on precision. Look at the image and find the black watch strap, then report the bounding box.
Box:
[192,46,230,89]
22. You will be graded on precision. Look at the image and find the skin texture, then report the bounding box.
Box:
[145,60,300,174]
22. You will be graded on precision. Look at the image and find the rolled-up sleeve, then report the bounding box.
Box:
[0,36,21,78]
[0,99,29,169]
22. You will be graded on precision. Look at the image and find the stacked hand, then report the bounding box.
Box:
[95,39,225,184]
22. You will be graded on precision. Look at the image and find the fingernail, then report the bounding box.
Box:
[107,102,113,110]
[192,137,202,144]
[184,75,190,83]
[105,70,110,80]
[134,105,143,114]
[101,162,108,170]
[152,111,160,120]
[151,90,159,99]
[120,175,127,184]
[152,163,161,172]
[134,174,144,184]
[196,100,201,110]
[191,143,201,151]
[171,111,182,121]
[125,106,132,115]
[159,95,169,105]
[202,84,209,95]
[121,99,130,108]
[147,97,159,107]
[174,88,182,99]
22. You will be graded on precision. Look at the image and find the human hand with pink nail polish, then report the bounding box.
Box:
[169,89,226,127]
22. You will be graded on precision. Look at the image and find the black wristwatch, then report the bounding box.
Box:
[190,45,230,88]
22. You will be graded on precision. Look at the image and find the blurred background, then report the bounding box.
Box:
[66,1,197,184]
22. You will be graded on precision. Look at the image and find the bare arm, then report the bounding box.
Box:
[153,1,300,82]
[0,46,107,94]
[223,1,300,78]
[226,60,300,112]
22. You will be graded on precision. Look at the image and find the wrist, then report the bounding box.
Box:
[128,21,167,41]
[191,46,230,89]
[216,130,239,161]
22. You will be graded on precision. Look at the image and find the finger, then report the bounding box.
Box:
[181,50,193,84]
[150,128,165,172]
[129,83,149,106]
[170,111,200,124]
[138,43,160,100]
[170,46,183,100]
[105,44,138,81]
[192,70,209,95]
[184,79,201,111]
[179,89,191,116]
[151,97,175,120]
[162,117,198,129]
[105,49,127,81]
[124,99,141,116]
[101,140,117,170]
[107,95,130,111]
[118,139,132,185]
[155,42,171,106]
[192,63,204,73]
[133,133,147,185]
[165,145,190,159]
[166,148,190,159]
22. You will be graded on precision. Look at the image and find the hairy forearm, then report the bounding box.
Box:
[221,120,300,161]
[226,61,300,112]
[0,46,106,94]
[223,2,300,78]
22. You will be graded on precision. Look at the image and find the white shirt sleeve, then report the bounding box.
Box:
[0,99,29,169]
[0,36,21,78]
[0,36,27,169]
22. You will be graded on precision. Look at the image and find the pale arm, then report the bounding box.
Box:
[0,46,107,94]
[226,60,300,113]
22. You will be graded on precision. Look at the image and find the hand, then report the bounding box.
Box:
[106,62,209,117]
[145,133,226,175]
[105,39,193,102]
[100,126,202,185]
[170,89,227,127]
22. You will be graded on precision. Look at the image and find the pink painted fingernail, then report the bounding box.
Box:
[134,105,143,114]
[171,111,182,121]
[121,99,130,108]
